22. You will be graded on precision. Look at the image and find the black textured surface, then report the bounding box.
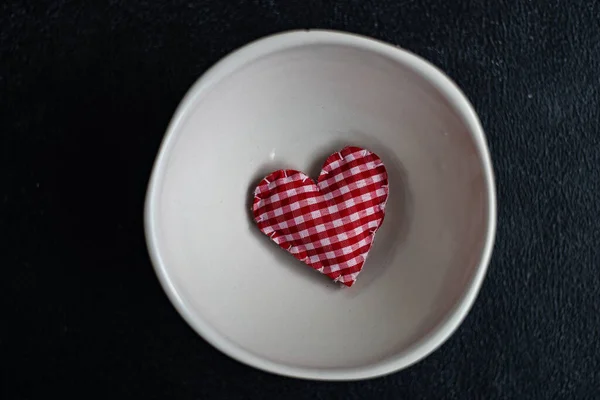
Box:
[2,1,600,399]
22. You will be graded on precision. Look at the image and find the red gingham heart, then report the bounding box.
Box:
[252,146,389,287]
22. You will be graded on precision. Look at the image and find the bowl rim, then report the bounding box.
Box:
[144,29,497,381]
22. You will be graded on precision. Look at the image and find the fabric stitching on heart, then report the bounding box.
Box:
[252,146,389,287]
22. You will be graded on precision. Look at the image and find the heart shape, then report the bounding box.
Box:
[252,146,389,287]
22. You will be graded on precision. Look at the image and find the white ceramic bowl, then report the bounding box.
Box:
[145,30,496,380]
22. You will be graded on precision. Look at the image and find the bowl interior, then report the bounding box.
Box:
[148,36,492,375]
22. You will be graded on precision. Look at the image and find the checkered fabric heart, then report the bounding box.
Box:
[252,146,389,287]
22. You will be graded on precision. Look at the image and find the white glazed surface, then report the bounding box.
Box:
[145,31,496,380]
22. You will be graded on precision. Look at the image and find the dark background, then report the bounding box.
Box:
[2,1,600,398]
